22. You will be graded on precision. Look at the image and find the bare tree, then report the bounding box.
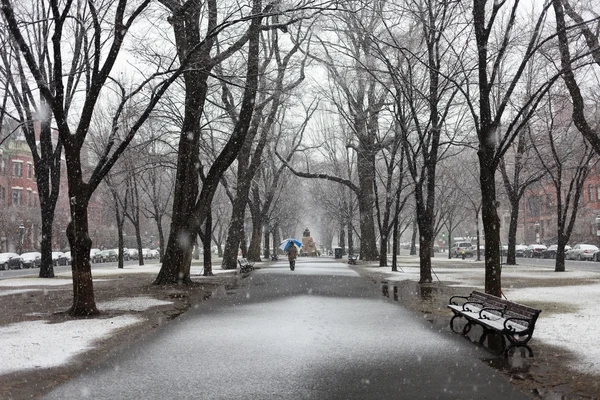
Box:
[552,0,600,155]
[530,92,596,272]
[467,1,557,296]
[2,0,184,315]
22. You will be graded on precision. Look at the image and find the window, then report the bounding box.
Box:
[0,186,5,202]
[27,163,33,179]
[596,186,600,202]
[13,161,23,177]
[589,184,594,203]
[0,159,5,175]
[12,188,22,206]
[27,189,32,206]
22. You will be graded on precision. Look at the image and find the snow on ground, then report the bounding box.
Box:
[508,284,600,375]
[0,278,73,287]
[367,258,600,375]
[98,296,173,311]
[0,288,40,296]
[0,315,143,375]
[0,262,238,376]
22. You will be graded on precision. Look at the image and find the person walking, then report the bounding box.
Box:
[287,242,298,271]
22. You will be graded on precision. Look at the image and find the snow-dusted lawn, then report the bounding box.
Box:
[98,296,173,311]
[0,316,143,375]
[368,259,600,375]
[0,263,238,376]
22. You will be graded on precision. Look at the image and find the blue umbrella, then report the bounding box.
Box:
[279,238,302,251]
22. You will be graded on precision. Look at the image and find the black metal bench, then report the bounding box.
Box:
[348,254,358,265]
[448,290,541,358]
[237,258,254,273]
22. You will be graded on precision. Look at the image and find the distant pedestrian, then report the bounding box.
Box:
[287,243,298,271]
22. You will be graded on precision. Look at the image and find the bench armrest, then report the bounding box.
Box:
[448,295,470,305]
[503,317,531,332]
[479,306,505,320]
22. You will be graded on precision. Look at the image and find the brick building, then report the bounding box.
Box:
[0,124,106,252]
[521,167,600,246]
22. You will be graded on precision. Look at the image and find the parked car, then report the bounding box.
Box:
[111,248,130,261]
[0,252,23,270]
[524,244,547,258]
[92,249,118,263]
[20,252,42,268]
[450,242,473,258]
[515,245,527,257]
[51,251,69,266]
[63,251,72,264]
[90,248,100,262]
[542,245,572,259]
[148,249,159,259]
[565,244,599,261]
[128,248,139,260]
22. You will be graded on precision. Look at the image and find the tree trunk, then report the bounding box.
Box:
[221,201,247,269]
[117,219,125,269]
[356,151,378,260]
[339,219,346,255]
[38,207,55,278]
[391,217,399,272]
[479,158,502,297]
[418,215,433,283]
[263,223,270,259]
[347,218,354,256]
[202,213,213,276]
[272,224,280,256]
[506,202,519,265]
[66,193,98,316]
[379,233,388,267]
[135,226,144,266]
[410,219,418,256]
[154,214,165,263]
[154,68,206,284]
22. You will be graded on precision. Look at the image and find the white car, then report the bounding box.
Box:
[21,252,42,268]
[566,244,599,261]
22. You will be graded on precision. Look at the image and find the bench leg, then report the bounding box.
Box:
[462,321,473,336]
[449,315,460,333]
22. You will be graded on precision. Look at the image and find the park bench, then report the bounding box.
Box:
[348,254,358,265]
[237,258,254,273]
[447,290,541,358]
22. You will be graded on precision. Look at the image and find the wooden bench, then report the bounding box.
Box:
[237,258,254,273]
[348,254,358,265]
[448,290,541,358]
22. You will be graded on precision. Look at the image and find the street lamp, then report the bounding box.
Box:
[18,223,25,254]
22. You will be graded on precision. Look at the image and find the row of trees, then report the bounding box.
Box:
[1,0,600,316]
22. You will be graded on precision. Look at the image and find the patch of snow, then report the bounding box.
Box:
[507,284,600,375]
[0,315,143,375]
[0,289,40,296]
[98,296,173,311]
[0,278,73,287]
[56,264,162,278]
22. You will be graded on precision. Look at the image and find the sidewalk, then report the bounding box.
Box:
[0,261,239,399]
[353,255,600,399]
[1,256,598,399]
